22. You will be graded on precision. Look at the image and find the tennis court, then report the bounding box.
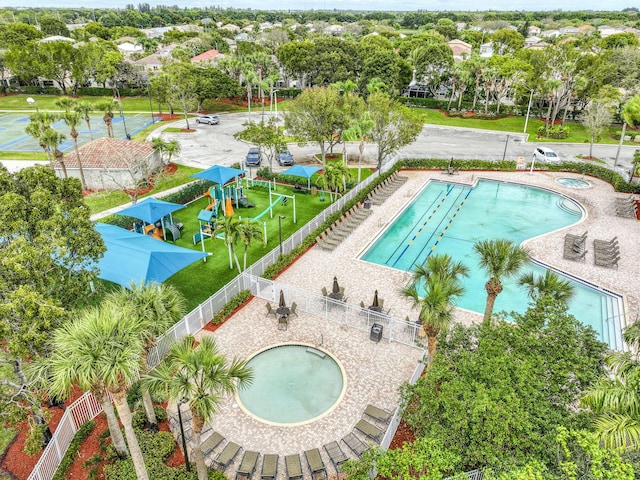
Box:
[0,113,155,152]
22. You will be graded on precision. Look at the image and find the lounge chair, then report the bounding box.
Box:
[364,405,393,423]
[290,302,298,317]
[594,236,617,248]
[354,419,383,442]
[342,432,368,458]
[595,254,620,268]
[214,441,241,471]
[260,454,278,480]
[285,454,303,480]
[202,431,225,457]
[304,448,328,480]
[265,303,276,318]
[323,441,348,471]
[316,236,336,251]
[236,451,259,480]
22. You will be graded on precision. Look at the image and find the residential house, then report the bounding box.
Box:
[479,42,494,58]
[39,35,75,43]
[117,42,143,55]
[540,29,561,38]
[578,25,596,35]
[324,24,345,36]
[598,25,619,38]
[55,138,160,191]
[191,49,223,66]
[527,25,542,36]
[524,36,541,47]
[526,41,549,50]
[447,39,472,62]
[559,26,580,35]
[134,45,176,73]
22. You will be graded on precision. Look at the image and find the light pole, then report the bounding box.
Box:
[278,215,286,257]
[113,88,130,140]
[502,134,510,161]
[177,398,191,472]
[146,81,155,124]
[523,89,533,134]
[272,89,280,117]
[26,97,38,113]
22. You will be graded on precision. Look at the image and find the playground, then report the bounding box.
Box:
[104,177,331,310]
[0,113,155,152]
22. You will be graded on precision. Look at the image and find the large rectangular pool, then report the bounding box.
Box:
[361,179,623,349]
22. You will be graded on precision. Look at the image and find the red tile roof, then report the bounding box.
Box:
[191,49,220,62]
[58,138,155,169]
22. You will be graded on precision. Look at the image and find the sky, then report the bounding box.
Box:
[0,0,634,11]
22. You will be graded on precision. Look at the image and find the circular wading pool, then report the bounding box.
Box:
[556,177,590,189]
[237,344,345,426]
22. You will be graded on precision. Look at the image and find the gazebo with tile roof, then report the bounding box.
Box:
[54,137,160,191]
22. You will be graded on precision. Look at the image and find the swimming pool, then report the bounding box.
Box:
[236,344,346,425]
[361,179,623,349]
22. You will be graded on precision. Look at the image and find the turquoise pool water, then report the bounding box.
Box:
[361,179,622,348]
[237,344,344,425]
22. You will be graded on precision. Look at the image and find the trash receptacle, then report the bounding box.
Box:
[370,323,383,342]
[364,199,371,209]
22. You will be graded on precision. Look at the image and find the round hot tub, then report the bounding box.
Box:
[556,177,590,189]
[237,344,346,426]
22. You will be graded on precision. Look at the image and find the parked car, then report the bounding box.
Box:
[278,150,294,166]
[245,147,261,166]
[195,114,220,125]
[532,146,560,163]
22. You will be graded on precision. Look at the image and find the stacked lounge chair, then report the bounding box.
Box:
[316,202,374,249]
[563,231,587,261]
[614,196,638,218]
[304,448,328,480]
[593,236,620,268]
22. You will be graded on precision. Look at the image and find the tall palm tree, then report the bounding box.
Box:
[518,270,575,304]
[96,100,116,137]
[237,219,265,271]
[105,282,186,430]
[41,304,149,479]
[582,322,640,449]
[400,254,468,359]
[25,112,59,165]
[143,335,253,480]
[343,111,374,183]
[73,100,95,140]
[330,161,353,195]
[56,98,88,190]
[474,238,530,325]
[214,215,243,273]
[41,128,67,179]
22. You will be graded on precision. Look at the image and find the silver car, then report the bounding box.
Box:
[532,146,560,163]
[195,114,220,125]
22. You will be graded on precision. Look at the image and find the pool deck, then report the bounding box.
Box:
[184,169,639,479]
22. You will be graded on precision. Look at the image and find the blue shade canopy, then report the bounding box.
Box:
[115,197,185,225]
[191,165,246,185]
[95,223,207,287]
[282,165,322,189]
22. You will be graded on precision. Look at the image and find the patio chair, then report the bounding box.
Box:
[290,302,298,317]
[323,441,348,471]
[285,454,303,480]
[364,405,393,423]
[305,448,328,480]
[322,287,328,297]
[278,316,288,331]
[342,432,369,458]
[354,419,383,442]
[236,451,259,480]
[260,454,279,480]
[214,441,241,471]
[265,303,277,318]
[202,431,225,457]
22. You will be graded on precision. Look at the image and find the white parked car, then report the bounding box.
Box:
[532,146,560,163]
[195,114,220,125]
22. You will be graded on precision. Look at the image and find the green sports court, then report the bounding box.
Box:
[0,113,156,152]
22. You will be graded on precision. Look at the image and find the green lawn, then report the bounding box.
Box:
[84,164,202,214]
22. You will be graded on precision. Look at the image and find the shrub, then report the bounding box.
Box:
[212,290,251,324]
[52,421,96,480]
[132,406,168,430]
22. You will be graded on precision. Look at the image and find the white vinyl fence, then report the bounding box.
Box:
[29,166,395,480]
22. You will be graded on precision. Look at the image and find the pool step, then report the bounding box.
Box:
[306,347,326,358]
[600,295,624,350]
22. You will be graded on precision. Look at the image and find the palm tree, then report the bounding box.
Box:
[474,239,530,325]
[214,215,243,273]
[42,304,149,479]
[105,282,186,430]
[42,128,67,179]
[342,111,374,183]
[25,112,59,165]
[56,98,88,190]
[330,161,353,195]
[582,322,640,449]
[143,335,253,480]
[96,101,116,137]
[400,254,468,359]
[518,270,575,304]
[237,219,265,271]
[74,100,95,140]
